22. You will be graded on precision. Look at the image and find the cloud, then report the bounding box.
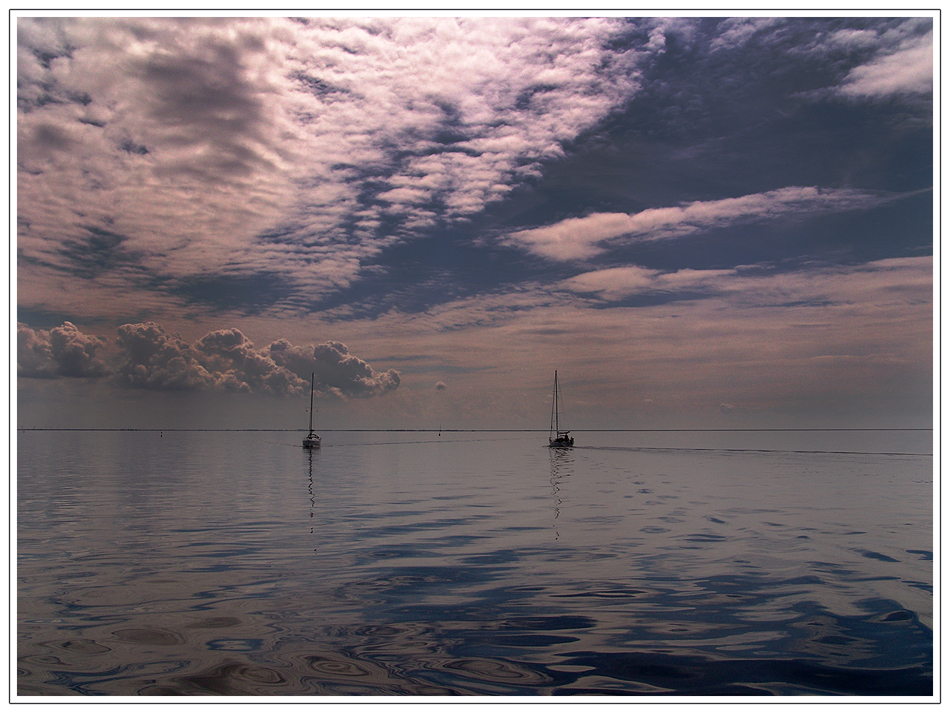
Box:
[15,17,933,326]
[561,256,933,306]
[562,265,742,301]
[787,18,933,100]
[17,321,111,378]
[18,320,400,398]
[838,30,932,98]
[503,186,884,261]
[195,328,306,395]
[268,338,400,398]
[562,265,663,299]
[16,17,647,312]
[708,17,785,52]
[677,17,933,107]
[115,322,232,391]
[561,265,756,301]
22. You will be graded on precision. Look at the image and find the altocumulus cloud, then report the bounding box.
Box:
[16,17,646,312]
[18,322,400,398]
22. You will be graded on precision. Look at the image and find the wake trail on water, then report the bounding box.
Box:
[573,445,931,457]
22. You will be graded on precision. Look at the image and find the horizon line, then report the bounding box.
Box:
[15,427,934,433]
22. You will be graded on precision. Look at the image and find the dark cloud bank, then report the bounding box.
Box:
[17,321,400,399]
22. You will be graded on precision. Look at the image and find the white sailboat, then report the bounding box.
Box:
[548,370,574,448]
[302,372,321,449]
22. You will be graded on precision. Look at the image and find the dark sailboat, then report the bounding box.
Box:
[548,370,574,448]
[302,373,321,449]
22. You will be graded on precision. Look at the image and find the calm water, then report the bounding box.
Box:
[17,430,933,697]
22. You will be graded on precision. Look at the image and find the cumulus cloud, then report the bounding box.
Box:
[18,320,400,399]
[17,321,111,378]
[16,17,646,311]
[268,338,400,398]
[114,322,221,391]
[196,329,306,395]
[504,186,884,261]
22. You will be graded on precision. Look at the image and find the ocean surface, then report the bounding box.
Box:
[16,429,933,698]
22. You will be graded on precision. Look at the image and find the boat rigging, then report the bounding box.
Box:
[302,373,321,449]
[548,370,574,448]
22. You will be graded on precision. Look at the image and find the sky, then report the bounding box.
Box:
[14,13,935,430]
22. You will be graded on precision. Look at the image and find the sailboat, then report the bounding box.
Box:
[302,372,321,449]
[548,370,574,448]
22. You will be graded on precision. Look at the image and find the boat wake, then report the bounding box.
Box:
[574,445,929,457]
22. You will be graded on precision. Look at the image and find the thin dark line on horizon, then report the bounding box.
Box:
[15,427,934,432]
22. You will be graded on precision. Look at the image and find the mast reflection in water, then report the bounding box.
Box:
[549,446,574,541]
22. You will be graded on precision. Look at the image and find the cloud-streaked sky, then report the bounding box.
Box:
[16,14,934,430]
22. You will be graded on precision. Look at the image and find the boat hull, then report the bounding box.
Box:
[303,435,321,448]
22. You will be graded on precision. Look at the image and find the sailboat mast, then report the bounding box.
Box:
[554,370,559,434]
[309,373,314,432]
